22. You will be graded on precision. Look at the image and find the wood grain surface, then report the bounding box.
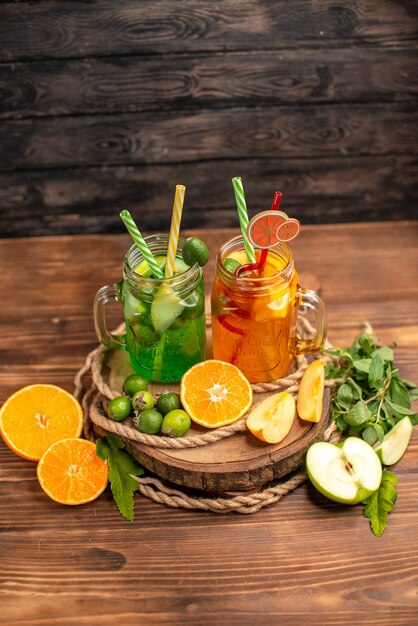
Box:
[1,105,416,171]
[0,157,416,238]
[1,0,417,61]
[1,223,418,625]
[1,48,417,120]
[0,0,417,236]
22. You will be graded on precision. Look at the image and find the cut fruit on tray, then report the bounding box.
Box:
[246,392,296,443]
[297,360,325,423]
[180,359,253,428]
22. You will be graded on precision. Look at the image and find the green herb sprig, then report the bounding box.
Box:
[96,434,144,521]
[325,333,417,537]
[325,332,418,446]
[363,470,398,537]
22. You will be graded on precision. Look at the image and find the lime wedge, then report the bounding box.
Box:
[151,285,184,334]
[173,257,189,274]
[135,256,189,277]
[224,258,241,274]
[136,255,190,333]
[226,251,248,265]
[374,416,413,465]
[135,256,166,277]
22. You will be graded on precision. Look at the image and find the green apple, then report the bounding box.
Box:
[374,417,413,465]
[306,437,382,504]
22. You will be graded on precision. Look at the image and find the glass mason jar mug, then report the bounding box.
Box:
[94,234,206,383]
[211,236,327,383]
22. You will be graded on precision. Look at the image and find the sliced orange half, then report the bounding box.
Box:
[0,384,83,461]
[180,360,253,428]
[37,439,108,505]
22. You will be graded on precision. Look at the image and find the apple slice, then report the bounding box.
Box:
[246,392,296,444]
[306,437,382,504]
[297,360,325,423]
[373,417,413,465]
[151,286,184,334]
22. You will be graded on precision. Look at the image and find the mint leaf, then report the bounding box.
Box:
[96,434,144,521]
[389,378,411,409]
[355,333,379,356]
[335,415,349,431]
[361,425,378,446]
[408,388,418,402]
[386,400,417,417]
[374,423,385,442]
[346,377,363,400]
[344,401,371,426]
[374,346,394,362]
[402,379,417,390]
[353,359,371,374]
[336,383,353,411]
[361,423,385,446]
[363,470,398,537]
[368,353,384,388]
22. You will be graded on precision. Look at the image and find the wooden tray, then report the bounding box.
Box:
[95,349,330,494]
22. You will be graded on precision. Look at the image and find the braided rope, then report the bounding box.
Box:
[135,471,308,514]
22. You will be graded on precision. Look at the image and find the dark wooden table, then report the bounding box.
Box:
[1,223,418,626]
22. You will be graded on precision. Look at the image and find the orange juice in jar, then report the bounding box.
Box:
[211,236,327,383]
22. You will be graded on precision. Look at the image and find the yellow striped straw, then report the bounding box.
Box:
[165,184,186,277]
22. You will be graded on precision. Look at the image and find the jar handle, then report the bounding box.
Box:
[93,283,127,350]
[295,287,327,354]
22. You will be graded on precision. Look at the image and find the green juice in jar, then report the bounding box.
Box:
[123,254,206,382]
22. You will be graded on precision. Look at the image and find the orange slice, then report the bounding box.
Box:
[0,384,83,461]
[37,439,108,505]
[180,360,253,428]
[247,210,288,248]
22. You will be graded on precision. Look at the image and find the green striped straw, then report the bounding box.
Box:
[232,177,256,263]
[119,210,164,278]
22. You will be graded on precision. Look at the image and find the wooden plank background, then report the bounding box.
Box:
[0,0,417,237]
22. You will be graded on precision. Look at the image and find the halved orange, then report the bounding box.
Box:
[180,360,253,428]
[37,438,108,505]
[0,384,83,461]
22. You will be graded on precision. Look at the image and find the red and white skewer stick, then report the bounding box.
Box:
[235,192,301,277]
[236,192,286,277]
[258,191,283,271]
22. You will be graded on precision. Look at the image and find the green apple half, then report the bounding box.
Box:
[306,437,382,504]
[373,417,413,465]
